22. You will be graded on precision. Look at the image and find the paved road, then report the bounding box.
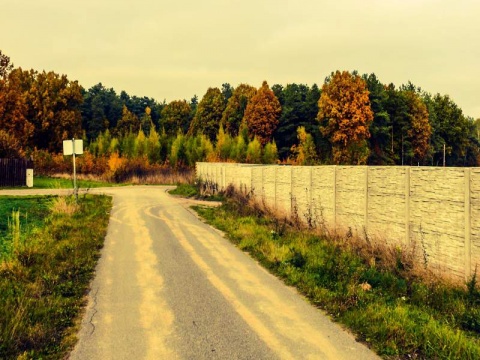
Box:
[2,186,379,359]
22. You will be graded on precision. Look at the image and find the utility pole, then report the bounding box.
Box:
[443,143,446,167]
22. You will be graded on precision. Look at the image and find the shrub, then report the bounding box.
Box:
[262,141,278,164]
[246,137,262,164]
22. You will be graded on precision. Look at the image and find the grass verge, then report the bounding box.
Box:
[0,194,112,359]
[32,176,115,189]
[192,194,480,359]
[0,196,52,242]
[168,181,225,202]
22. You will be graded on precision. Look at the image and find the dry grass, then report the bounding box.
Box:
[50,196,79,216]
[49,168,195,185]
[127,170,195,185]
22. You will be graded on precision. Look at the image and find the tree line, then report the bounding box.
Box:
[1,49,479,168]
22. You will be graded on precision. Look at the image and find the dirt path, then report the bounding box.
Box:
[2,186,379,359]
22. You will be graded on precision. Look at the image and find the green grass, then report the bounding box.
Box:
[169,182,224,201]
[32,176,115,189]
[169,183,199,197]
[0,196,52,258]
[0,194,112,359]
[193,198,480,359]
[0,196,51,235]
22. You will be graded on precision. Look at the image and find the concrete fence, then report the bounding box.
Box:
[196,162,480,281]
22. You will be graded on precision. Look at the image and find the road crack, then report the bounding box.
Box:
[88,287,99,335]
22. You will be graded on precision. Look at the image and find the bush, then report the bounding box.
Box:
[246,137,262,164]
[262,141,278,164]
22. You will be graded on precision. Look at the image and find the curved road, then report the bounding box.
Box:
[2,186,379,359]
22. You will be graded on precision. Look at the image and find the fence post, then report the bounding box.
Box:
[405,167,411,245]
[222,164,226,190]
[309,166,313,221]
[465,168,472,281]
[364,166,369,237]
[274,166,277,210]
[333,166,337,230]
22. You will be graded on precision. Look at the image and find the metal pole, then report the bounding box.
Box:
[73,138,78,202]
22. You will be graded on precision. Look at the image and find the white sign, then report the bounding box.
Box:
[63,139,84,155]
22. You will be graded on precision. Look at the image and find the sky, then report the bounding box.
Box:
[1,0,479,118]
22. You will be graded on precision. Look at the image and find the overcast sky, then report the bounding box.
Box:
[1,0,479,118]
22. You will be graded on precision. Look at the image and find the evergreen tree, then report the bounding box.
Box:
[221,83,257,137]
[188,87,225,141]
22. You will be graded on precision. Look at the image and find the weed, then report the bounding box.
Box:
[467,266,479,305]
[419,224,429,269]
[290,195,301,229]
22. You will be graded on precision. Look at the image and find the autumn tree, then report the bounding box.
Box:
[405,91,431,163]
[243,81,281,146]
[146,127,162,164]
[188,87,225,142]
[0,68,33,157]
[215,125,234,161]
[115,105,140,137]
[161,99,192,136]
[0,131,23,157]
[12,69,83,152]
[317,71,373,165]
[290,126,318,165]
[221,83,257,137]
[0,50,13,78]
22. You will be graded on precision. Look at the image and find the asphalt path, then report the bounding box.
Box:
[1,186,379,359]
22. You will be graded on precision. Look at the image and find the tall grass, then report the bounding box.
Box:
[192,189,480,359]
[0,195,112,359]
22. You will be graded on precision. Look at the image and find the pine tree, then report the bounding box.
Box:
[188,88,225,141]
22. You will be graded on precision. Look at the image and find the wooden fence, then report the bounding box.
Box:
[0,159,33,187]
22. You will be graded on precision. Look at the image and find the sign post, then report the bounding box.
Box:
[63,138,83,202]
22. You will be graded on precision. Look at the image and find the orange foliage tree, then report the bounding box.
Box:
[317,70,373,164]
[13,68,84,152]
[0,68,33,157]
[243,81,281,146]
[0,50,13,78]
